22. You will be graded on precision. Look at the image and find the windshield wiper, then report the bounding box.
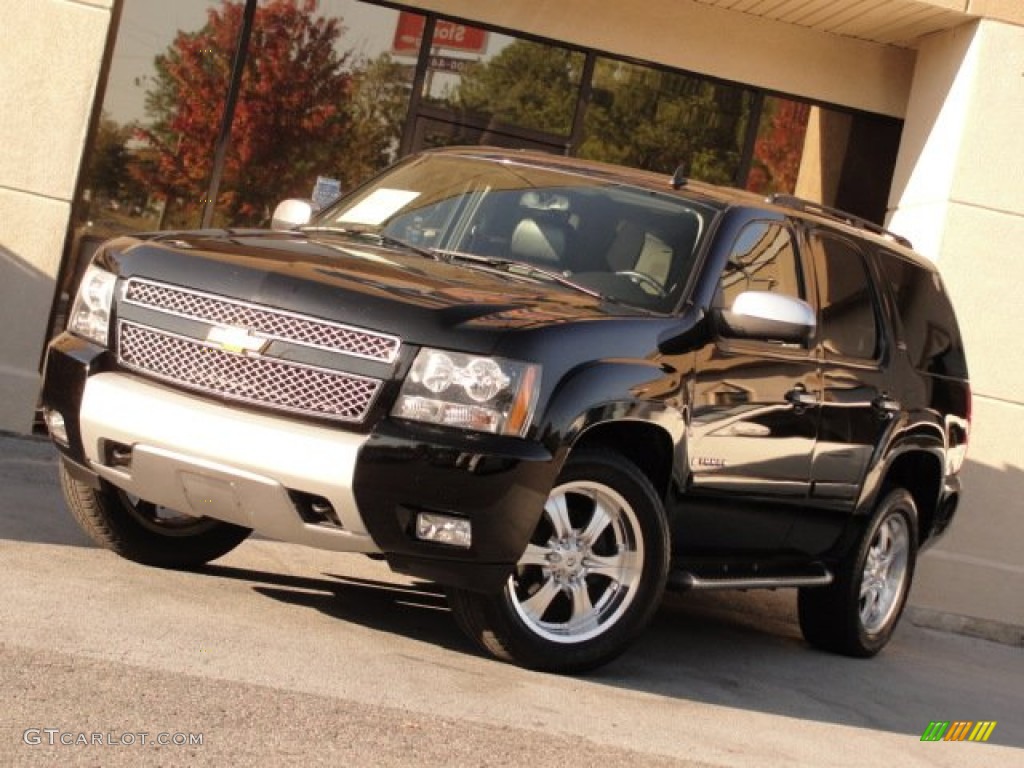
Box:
[438,251,602,298]
[298,225,440,260]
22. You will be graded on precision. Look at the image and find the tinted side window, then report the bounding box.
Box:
[716,220,803,309]
[811,232,880,360]
[877,251,968,378]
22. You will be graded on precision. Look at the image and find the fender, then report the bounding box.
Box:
[856,413,947,516]
[537,357,688,472]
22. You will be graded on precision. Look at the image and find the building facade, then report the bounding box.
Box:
[2,0,1022,634]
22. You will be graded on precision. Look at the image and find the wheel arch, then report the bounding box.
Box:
[569,419,675,503]
[878,449,943,545]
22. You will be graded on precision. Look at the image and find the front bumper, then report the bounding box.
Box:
[42,335,556,592]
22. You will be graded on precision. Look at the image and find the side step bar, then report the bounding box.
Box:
[668,565,833,592]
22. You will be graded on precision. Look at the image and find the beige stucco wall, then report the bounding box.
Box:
[889,19,1024,628]
[399,0,916,117]
[0,0,113,433]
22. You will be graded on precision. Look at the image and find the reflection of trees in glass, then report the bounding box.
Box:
[78,113,154,235]
[343,53,410,185]
[450,40,582,136]
[747,98,810,195]
[581,61,751,184]
[133,0,355,227]
[449,42,750,183]
[86,113,133,204]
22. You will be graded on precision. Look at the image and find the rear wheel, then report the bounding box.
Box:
[449,449,669,674]
[798,487,917,657]
[59,461,251,568]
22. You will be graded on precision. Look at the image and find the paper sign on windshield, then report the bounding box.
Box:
[337,189,420,226]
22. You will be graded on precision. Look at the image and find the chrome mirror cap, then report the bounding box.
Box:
[718,291,816,343]
[271,199,319,231]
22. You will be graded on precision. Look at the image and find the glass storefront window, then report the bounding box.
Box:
[75,1,416,236]
[746,96,812,196]
[208,0,415,227]
[77,0,223,239]
[423,35,583,138]
[579,59,755,184]
[64,0,902,331]
[394,18,584,152]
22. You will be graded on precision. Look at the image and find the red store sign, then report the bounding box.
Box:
[392,12,488,54]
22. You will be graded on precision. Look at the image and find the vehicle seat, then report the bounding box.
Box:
[509,216,570,267]
[605,221,646,273]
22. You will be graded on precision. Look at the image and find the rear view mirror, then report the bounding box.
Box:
[715,291,815,344]
[271,199,320,231]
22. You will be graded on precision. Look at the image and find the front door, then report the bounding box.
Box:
[682,218,821,554]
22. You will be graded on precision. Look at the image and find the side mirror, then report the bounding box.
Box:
[271,199,320,231]
[715,291,815,344]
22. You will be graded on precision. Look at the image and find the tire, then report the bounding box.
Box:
[59,461,252,569]
[448,449,670,674]
[798,488,918,657]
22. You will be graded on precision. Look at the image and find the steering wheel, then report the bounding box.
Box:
[615,270,666,297]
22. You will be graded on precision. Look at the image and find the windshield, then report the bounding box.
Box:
[316,153,716,313]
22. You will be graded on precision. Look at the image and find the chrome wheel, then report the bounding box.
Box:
[859,511,910,634]
[508,479,644,644]
[447,449,668,672]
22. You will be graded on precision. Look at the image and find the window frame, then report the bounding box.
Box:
[805,226,888,367]
[711,216,816,358]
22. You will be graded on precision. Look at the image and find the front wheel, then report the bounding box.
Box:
[448,449,669,674]
[798,487,918,657]
[59,461,252,569]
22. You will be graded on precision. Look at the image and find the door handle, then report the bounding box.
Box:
[785,385,818,408]
[872,394,901,419]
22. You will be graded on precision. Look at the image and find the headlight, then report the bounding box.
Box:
[68,265,116,346]
[393,348,540,437]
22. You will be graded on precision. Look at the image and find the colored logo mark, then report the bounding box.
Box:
[921,721,997,742]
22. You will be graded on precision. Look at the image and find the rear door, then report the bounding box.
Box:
[805,228,895,510]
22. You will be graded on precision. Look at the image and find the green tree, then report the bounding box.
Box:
[341,53,411,189]
[580,61,749,183]
[85,113,135,203]
[451,41,750,183]
[452,40,582,136]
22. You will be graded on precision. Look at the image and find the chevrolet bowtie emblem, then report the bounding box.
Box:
[206,326,269,355]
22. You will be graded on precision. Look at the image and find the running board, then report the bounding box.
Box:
[668,566,833,592]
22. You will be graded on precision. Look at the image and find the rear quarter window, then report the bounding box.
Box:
[877,251,968,379]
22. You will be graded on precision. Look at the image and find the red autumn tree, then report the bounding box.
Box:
[748,99,811,195]
[133,0,353,226]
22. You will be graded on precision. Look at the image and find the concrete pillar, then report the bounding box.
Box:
[794,107,853,206]
[0,0,113,433]
[889,19,1024,630]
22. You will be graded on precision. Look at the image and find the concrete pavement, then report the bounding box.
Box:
[1,431,1022,767]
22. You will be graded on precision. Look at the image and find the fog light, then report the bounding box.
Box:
[415,512,472,548]
[43,409,69,447]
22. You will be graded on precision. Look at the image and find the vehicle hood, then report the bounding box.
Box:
[98,229,647,352]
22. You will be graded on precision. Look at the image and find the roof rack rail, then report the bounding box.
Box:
[768,194,913,249]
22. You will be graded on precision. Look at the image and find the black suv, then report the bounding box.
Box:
[42,148,970,673]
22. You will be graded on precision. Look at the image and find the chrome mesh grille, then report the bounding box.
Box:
[117,321,381,422]
[123,279,400,363]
